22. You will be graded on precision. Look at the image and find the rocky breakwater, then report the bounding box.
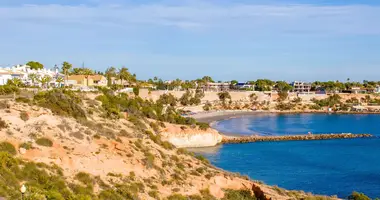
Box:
[222,133,373,144]
[160,123,223,148]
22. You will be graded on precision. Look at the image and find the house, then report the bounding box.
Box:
[67,75,107,87]
[350,87,367,94]
[0,70,12,85]
[0,64,64,87]
[234,82,255,91]
[201,82,230,92]
[376,86,380,93]
[291,81,312,94]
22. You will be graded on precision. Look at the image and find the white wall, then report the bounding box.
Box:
[0,75,12,85]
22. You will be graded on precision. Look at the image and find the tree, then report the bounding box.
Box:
[79,68,94,86]
[157,94,177,106]
[56,77,64,87]
[118,67,135,86]
[39,75,52,88]
[62,62,72,87]
[7,78,22,87]
[26,61,44,70]
[133,87,140,96]
[275,81,292,92]
[231,80,238,86]
[201,76,214,83]
[218,91,231,105]
[255,79,274,91]
[277,91,288,102]
[179,90,192,106]
[105,67,117,87]
[28,73,39,86]
[249,93,259,106]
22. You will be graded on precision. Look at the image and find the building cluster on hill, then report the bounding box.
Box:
[1,63,380,95]
[0,65,64,87]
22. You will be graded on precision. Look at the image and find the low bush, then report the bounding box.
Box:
[75,172,93,187]
[34,89,86,119]
[20,142,33,150]
[195,155,210,164]
[222,189,256,200]
[348,192,371,200]
[20,111,30,121]
[35,137,53,147]
[148,190,159,199]
[16,97,31,103]
[0,142,17,155]
[197,122,210,130]
[0,84,19,95]
[167,194,187,200]
[0,118,8,130]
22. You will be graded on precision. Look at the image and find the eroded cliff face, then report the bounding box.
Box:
[159,124,223,148]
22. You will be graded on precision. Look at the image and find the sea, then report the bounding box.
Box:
[192,113,380,198]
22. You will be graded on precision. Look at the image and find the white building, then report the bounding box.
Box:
[375,86,380,93]
[0,65,64,87]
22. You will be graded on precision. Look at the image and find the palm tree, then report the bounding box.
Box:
[8,78,22,87]
[105,67,117,86]
[56,77,64,88]
[28,73,38,86]
[118,67,134,86]
[62,61,72,87]
[39,75,52,89]
[79,68,93,87]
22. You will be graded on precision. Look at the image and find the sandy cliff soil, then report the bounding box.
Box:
[0,100,337,200]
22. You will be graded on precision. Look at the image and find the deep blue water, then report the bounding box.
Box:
[196,114,380,198]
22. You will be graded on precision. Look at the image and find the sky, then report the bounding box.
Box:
[1,0,380,82]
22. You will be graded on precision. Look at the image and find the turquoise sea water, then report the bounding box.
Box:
[196,114,380,198]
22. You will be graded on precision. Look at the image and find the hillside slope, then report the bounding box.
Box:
[0,94,337,200]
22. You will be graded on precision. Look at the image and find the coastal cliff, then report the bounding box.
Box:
[159,123,223,148]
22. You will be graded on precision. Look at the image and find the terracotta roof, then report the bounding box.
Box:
[68,74,105,81]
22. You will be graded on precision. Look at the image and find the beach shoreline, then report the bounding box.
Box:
[192,110,380,124]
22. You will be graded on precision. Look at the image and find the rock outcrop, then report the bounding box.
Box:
[159,123,223,148]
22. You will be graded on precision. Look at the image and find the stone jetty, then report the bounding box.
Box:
[222,133,373,144]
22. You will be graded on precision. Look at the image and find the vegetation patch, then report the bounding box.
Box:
[20,111,30,121]
[0,142,17,155]
[0,84,19,95]
[35,137,53,147]
[33,89,86,119]
[19,142,33,150]
[0,118,8,130]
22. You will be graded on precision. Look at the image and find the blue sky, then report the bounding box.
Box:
[1,0,380,82]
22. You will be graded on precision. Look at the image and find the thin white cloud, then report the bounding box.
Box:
[1,3,380,35]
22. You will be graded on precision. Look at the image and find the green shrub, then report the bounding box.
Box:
[222,189,256,200]
[20,111,30,121]
[167,194,187,200]
[0,142,17,155]
[20,142,33,150]
[144,152,155,168]
[148,190,159,199]
[75,172,93,186]
[0,85,19,95]
[98,189,124,200]
[33,89,86,119]
[0,118,8,130]
[195,155,210,164]
[16,97,31,104]
[348,192,371,200]
[35,137,53,147]
[197,122,210,131]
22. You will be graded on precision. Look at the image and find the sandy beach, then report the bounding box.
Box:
[190,110,261,123]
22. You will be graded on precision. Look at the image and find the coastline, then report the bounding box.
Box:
[192,110,380,124]
[191,110,380,137]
